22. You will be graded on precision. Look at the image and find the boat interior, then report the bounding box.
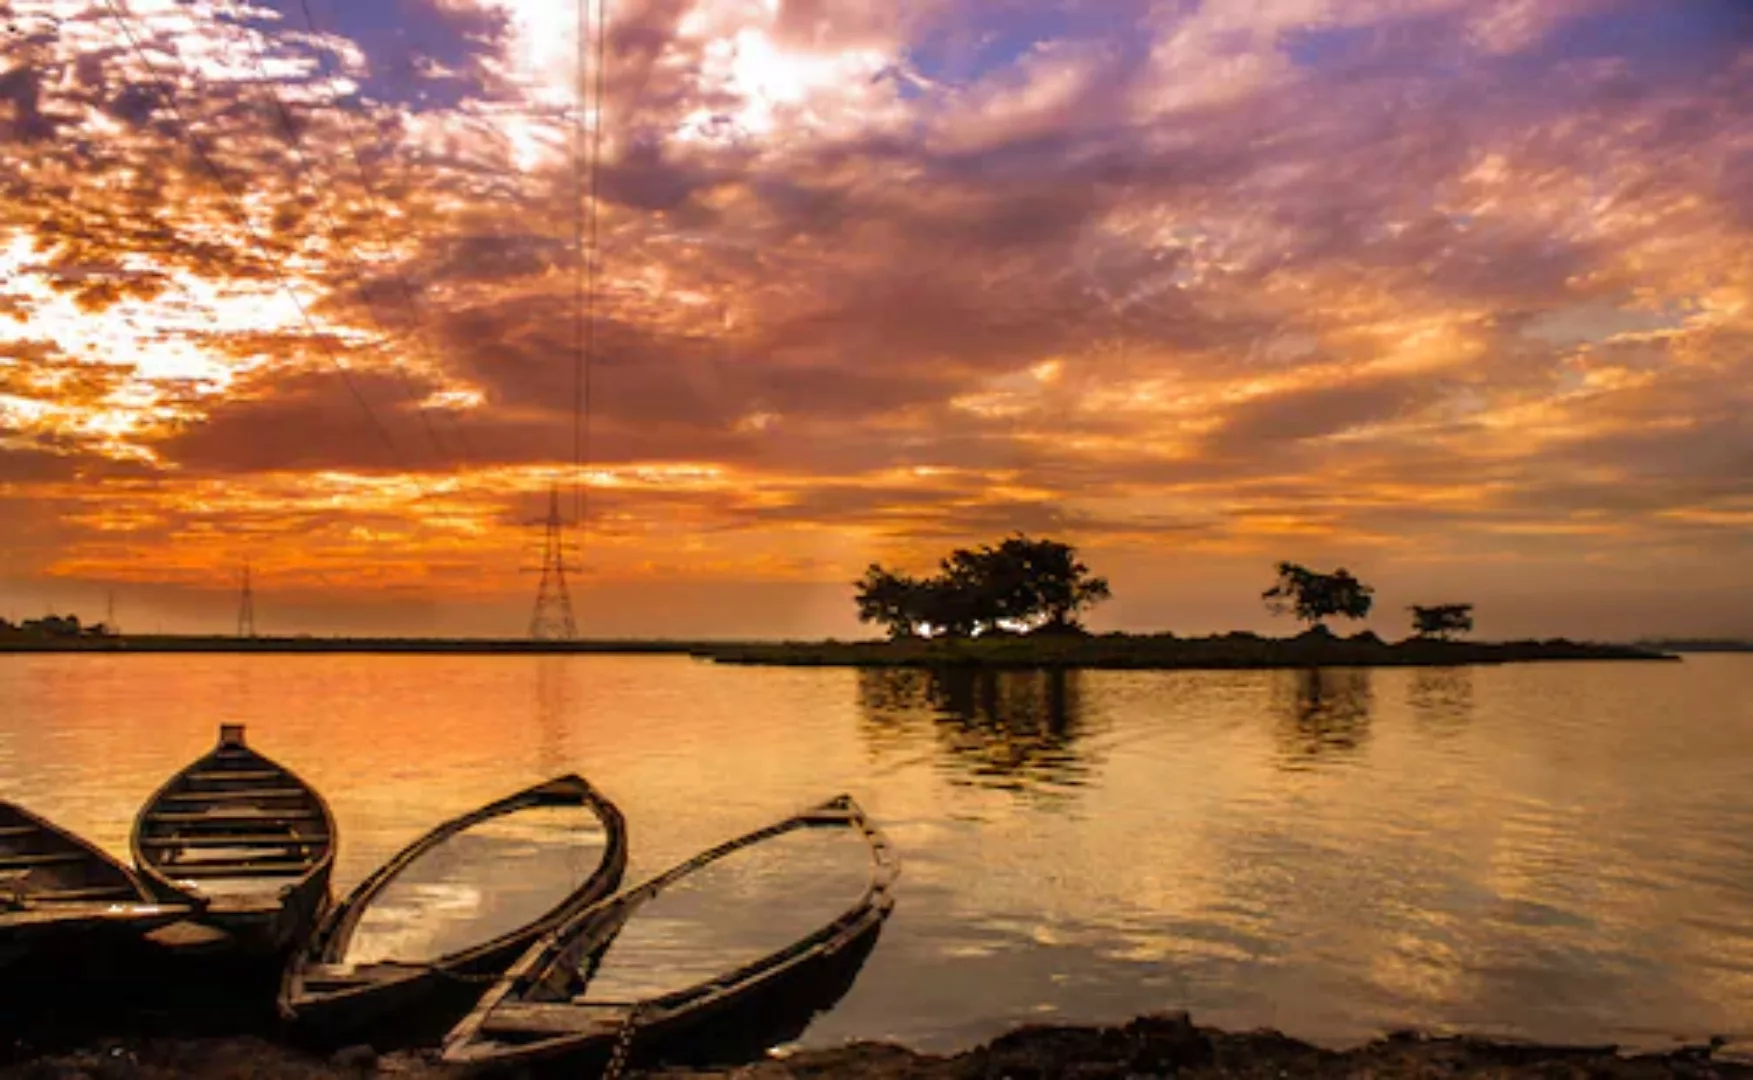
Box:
[136,730,331,897]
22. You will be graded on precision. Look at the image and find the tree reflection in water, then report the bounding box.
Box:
[1272,667,1374,767]
[1407,666,1475,735]
[856,668,1098,800]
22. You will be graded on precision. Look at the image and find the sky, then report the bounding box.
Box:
[1,0,1751,640]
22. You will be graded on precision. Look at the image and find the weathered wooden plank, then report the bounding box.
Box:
[187,770,284,783]
[142,809,322,825]
[0,851,88,868]
[25,885,141,900]
[163,788,311,803]
[139,832,328,849]
[0,826,38,838]
[481,1003,625,1036]
[161,861,314,879]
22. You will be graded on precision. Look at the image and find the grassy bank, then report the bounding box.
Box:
[4,1016,1745,1079]
[693,631,1679,670]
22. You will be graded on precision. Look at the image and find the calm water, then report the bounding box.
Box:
[342,804,609,966]
[2,654,1751,1054]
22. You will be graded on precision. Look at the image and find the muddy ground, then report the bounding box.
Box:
[5,1014,1749,1079]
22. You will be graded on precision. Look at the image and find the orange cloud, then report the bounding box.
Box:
[2,0,1752,637]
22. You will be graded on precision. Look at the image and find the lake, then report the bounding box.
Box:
[2,653,1751,1054]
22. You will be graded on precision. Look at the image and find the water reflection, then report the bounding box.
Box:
[8,654,1753,1055]
[532,658,573,774]
[1273,668,1374,767]
[1408,667,1475,735]
[345,804,609,965]
[856,669,1096,797]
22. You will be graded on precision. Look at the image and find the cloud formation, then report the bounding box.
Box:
[2,0,1751,637]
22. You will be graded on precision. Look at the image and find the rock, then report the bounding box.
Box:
[332,1044,379,1071]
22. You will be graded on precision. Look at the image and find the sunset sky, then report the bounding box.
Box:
[2,0,1751,640]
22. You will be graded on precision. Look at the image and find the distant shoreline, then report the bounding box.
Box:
[0,631,1681,668]
[0,635,722,655]
[1635,639,1753,653]
[696,632,1679,669]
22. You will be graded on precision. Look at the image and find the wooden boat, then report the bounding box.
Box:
[442,794,897,1075]
[130,723,335,958]
[1,799,191,980]
[279,774,628,1049]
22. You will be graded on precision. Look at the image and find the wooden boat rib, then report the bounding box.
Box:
[0,799,191,977]
[442,794,897,1074]
[279,774,628,1049]
[130,724,335,956]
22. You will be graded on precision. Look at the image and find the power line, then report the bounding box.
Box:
[98,0,410,470]
[292,0,484,468]
[572,0,589,526]
[583,0,608,534]
[233,15,458,472]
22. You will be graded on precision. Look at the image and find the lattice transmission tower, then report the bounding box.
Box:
[526,486,580,640]
[237,564,257,639]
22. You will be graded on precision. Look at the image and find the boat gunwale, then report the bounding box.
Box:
[128,727,337,909]
[1,799,158,907]
[1,800,197,944]
[281,772,628,1014]
[441,793,896,1066]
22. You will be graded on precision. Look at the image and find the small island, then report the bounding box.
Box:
[0,540,1681,667]
[698,537,1678,670]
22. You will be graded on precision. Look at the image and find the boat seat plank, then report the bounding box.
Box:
[162,861,313,879]
[163,849,312,867]
[187,770,285,783]
[140,833,328,849]
[29,885,142,901]
[163,789,312,803]
[0,826,39,838]
[0,852,88,868]
[142,809,321,825]
[482,1003,626,1036]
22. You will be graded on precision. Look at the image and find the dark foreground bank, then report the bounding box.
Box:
[696,631,1680,670]
[6,1016,1748,1079]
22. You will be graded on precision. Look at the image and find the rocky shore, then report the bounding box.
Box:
[5,1015,1747,1079]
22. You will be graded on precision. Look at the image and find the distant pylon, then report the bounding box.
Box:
[237,564,257,639]
[106,589,119,636]
[527,486,579,640]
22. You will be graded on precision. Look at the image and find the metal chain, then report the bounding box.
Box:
[600,1005,643,1080]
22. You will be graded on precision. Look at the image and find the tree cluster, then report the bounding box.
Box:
[1262,562,1375,628]
[855,535,1111,639]
[1409,603,1474,640]
[1262,563,1478,640]
[0,614,114,638]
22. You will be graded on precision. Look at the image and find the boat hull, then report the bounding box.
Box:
[453,904,888,1077]
[284,941,529,1051]
[130,725,337,967]
[444,794,897,1076]
[282,775,627,1051]
[1,800,191,993]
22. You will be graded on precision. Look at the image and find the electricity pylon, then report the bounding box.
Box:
[237,564,257,639]
[526,486,580,640]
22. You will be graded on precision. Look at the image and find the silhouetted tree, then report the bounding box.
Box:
[917,574,985,638]
[1262,562,1374,630]
[1409,603,1474,640]
[994,534,1110,631]
[853,535,1113,639]
[854,565,926,639]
